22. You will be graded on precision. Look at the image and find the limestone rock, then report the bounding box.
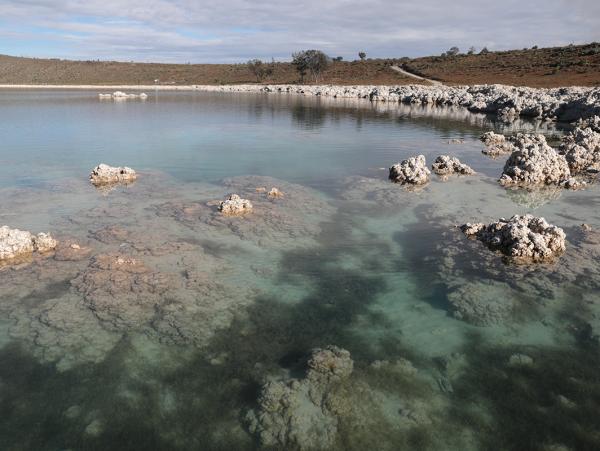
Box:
[460,214,566,262]
[559,120,600,173]
[267,187,284,198]
[89,164,137,186]
[218,194,253,215]
[0,226,57,262]
[431,155,475,176]
[499,135,571,186]
[389,155,430,185]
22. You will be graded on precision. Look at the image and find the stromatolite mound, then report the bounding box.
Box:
[0,226,57,262]
[389,155,430,185]
[460,214,566,263]
[482,133,548,157]
[71,253,175,329]
[89,164,137,186]
[431,155,475,176]
[245,346,353,450]
[559,120,600,174]
[499,136,571,186]
[218,194,253,215]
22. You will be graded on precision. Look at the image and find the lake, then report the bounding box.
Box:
[0,89,599,450]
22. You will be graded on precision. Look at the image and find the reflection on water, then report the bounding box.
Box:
[0,90,599,450]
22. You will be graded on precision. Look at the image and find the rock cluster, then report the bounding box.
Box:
[89,164,137,186]
[559,117,600,173]
[218,194,253,215]
[245,346,353,450]
[431,155,475,176]
[98,91,148,100]
[499,135,571,186]
[460,214,566,262]
[0,226,57,262]
[389,155,430,185]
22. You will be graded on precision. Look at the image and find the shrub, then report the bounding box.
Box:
[292,50,330,82]
[246,59,274,82]
[358,51,366,61]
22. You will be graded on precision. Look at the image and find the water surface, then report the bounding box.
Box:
[0,89,598,451]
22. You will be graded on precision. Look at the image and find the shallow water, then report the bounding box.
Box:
[0,89,599,451]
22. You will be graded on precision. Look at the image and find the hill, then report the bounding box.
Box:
[0,43,599,87]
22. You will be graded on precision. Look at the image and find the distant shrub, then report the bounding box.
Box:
[532,45,538,50]
[446,46,460,56]
[333,56,344,62]
[467,46,476,55]
[358,51,366,61]
[247,59,274,82]
[479,47,490,55]
[292,50,330,82]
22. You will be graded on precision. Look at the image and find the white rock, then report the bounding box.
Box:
[89,163,137,186]
[0,226,57,261]
[218,194,253,215]
[460,214,566,262]
[431,155,475,175]
[389,155,430,185]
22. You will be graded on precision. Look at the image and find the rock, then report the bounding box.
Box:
[267,187,284,198]
[499,135,571,186]
[559,119,600,173]
[448,281,514,325]
[482,133,548,157]
[218,194,253,215]
[560,178,586,190]
[89,164,137,186]
[245,346,353,450]
[0,226,57,262]
[389,155,430,185]
[84,419,103,436]
[431,155,475,176]
[460,214,566,263]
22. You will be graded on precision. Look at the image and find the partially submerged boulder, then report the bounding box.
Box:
[0,226,57,262]
[431,155,475,176]
[245,346,353,450]
[218,194,253,215]
[89,164,137,186]
[481,133,548,157]
[460,214,566,263]
[559,119,600,173]
[389,155,430,185]
[267,187,284,198]
[499,135,571,186]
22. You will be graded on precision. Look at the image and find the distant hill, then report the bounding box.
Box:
[0,43,598,87]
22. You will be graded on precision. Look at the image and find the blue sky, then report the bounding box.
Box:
[0,0,598,63]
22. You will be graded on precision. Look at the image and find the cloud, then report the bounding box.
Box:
[0,0,598,62]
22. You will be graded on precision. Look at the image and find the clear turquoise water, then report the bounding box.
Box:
[0,89,599,450]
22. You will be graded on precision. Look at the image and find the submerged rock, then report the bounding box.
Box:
[218,194,253,215]
[499,135,571,186]
[89,164,137,186]
[245,345,353,450]
[431,155,475,176]
[389,155,430,185]
[267,187,284,198]
[559,118,600,174]
[460,214,566,263]
[0,226,57,262]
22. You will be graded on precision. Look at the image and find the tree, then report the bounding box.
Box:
[246,59,273,83]
[292,50,330,83]
[446,46,460,56]
[333,56,343,62]
[358,51,366,61]
[479,47,490,55]
[467,46,476,55]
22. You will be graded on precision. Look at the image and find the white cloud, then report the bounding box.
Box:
[0,0,598,62]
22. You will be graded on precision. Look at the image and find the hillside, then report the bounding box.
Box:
[401,43,600,87]
[0,43,599,87]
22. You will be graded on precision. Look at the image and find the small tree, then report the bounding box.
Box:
[358,51,366,61]
[467,46,476,55]
[446,46,460,56]
[292,50,330,83]
[479,47,490,55]
[333,56,343,62]
[247,59,272,82]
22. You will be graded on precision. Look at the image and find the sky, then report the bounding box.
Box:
[0,0,599,63]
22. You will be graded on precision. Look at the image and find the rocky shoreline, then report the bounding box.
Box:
[3,83,599,123]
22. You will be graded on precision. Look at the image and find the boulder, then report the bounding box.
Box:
[559,119,600,173]
[460,214,566,262]
[0,226,57,261]
[499,135,571,186]
[431,155,475,175]
[89,164,137,186]
[389,155,430,185]
[218,194,253,215]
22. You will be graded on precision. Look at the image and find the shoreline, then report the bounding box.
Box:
[1,83,598,122]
